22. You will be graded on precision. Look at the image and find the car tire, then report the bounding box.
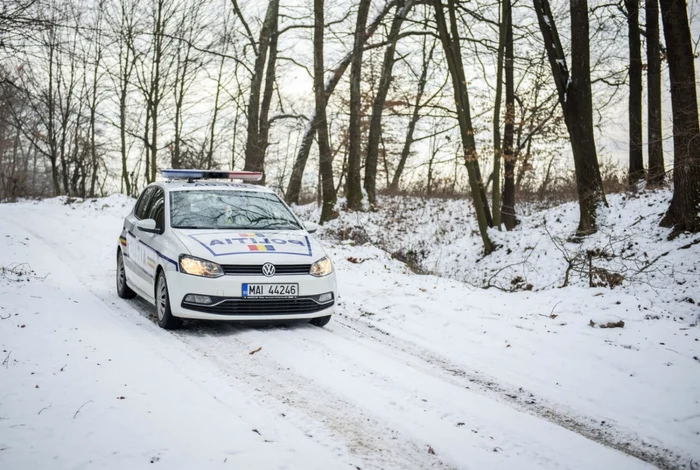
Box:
[309,315,331,327]
[156,271,182,330]
[116,251,137,299]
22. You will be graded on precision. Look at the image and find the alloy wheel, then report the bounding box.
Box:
[157,275,167,321]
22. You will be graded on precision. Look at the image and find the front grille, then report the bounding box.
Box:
[182,296,333,316]
[221,264,311,276]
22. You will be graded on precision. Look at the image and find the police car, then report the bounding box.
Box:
[116,169,337,329]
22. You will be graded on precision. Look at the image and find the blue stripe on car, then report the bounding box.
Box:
[126,230,179,271]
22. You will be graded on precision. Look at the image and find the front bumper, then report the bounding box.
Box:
[167,270,337,321]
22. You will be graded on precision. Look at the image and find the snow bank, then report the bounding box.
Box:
[295,189,700,325]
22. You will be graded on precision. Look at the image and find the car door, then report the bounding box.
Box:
[124,186,156,296]
[134,187,167,296]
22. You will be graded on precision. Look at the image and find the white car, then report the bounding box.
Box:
[116,169,337,329]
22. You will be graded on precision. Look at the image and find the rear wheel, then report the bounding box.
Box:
[116,251,136,299]
[309,315,331,327]
[156,271,182,330]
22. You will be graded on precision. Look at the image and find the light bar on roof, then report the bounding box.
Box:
[161,169,263,182]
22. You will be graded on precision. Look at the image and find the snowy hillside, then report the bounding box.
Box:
[1,193,699,469]
[295,189,700,323]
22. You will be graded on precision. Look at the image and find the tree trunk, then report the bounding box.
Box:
[150,100,158,182]
[117,0,135,196]
[47,41,60,196]
[314,0,338,223]
[89,73,99,197]
[659,0,700,233]
[364,0,414,206]
[173,58,184,169]
[626,0,644,186]
[149,0,166,184]
[243,0,279,180]
[492,0,507,227]
[433,0,495,254]
[207,56,225,169]
[256,21,279,173]
[285,1,394,204]
[390,37,433,192]
[346,0,372,211]
[501,0,516,230]
[142,91,151,181]
[119,87,130,194]
[532,0,606,235]
[646,0,664,186]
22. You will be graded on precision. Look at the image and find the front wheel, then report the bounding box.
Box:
[156,271,182,330]
[116,251,137,299]
[309,315,331,327]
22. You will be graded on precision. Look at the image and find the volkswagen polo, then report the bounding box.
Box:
[116,169,337,329]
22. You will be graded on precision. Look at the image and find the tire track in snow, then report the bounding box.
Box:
[171,321,454,470]
[328,309,691,470]
[168,317,656,470]
[0,209,452,470]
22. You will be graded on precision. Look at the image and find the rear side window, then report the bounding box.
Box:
[148,188,165,231]
[134,187,155,220]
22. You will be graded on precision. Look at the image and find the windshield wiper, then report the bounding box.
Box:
[250,216,302,230]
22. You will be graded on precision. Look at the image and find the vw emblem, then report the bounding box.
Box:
[261,263,276,277]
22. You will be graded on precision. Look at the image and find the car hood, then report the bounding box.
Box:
[172,229,327,265]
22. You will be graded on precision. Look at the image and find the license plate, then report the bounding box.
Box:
[242,283,298,298]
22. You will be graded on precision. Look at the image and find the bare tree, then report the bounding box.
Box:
[658,0,700,234]
[206,55,226,169]
[645,0,664,186]
[389,29,435,192]
[532,0,607,235]
[314,0,337,223]
[501,0,516,230]
[491,0,508,227]
[433,0,495,254]
[133,0,179,183]
[107,0,139,195]
[85,0,107,197]
[285,1,396,205]
[625,0,644,185]
[363,0,415,206]
[171,0,208,169]
[242,0,279,182]
[346,0,372,210]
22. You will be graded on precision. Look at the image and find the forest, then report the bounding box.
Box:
[2,2,700,466]
[1,0,699,253]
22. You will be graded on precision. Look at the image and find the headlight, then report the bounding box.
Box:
[310,257,333,277]
[179,255,224,278]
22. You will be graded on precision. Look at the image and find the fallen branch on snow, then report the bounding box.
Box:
[73,400,93,419]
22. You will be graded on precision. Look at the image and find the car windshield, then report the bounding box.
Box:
[170,190,302,230]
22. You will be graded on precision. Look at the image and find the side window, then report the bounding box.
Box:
[134,187,155,220]
[147,188,165,231]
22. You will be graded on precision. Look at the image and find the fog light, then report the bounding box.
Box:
[318,292,333,303]
[184,294,213,304]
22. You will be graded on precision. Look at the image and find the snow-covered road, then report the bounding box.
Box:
[1,197,698,469]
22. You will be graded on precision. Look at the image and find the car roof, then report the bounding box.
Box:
[154,180,276,193]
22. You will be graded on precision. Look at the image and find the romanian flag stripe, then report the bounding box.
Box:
[248,244,275,252]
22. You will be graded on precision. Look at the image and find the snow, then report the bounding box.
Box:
[1,192,699,468]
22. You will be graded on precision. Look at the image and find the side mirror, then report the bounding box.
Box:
[136,219,159,234]
[304,221,320,234]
